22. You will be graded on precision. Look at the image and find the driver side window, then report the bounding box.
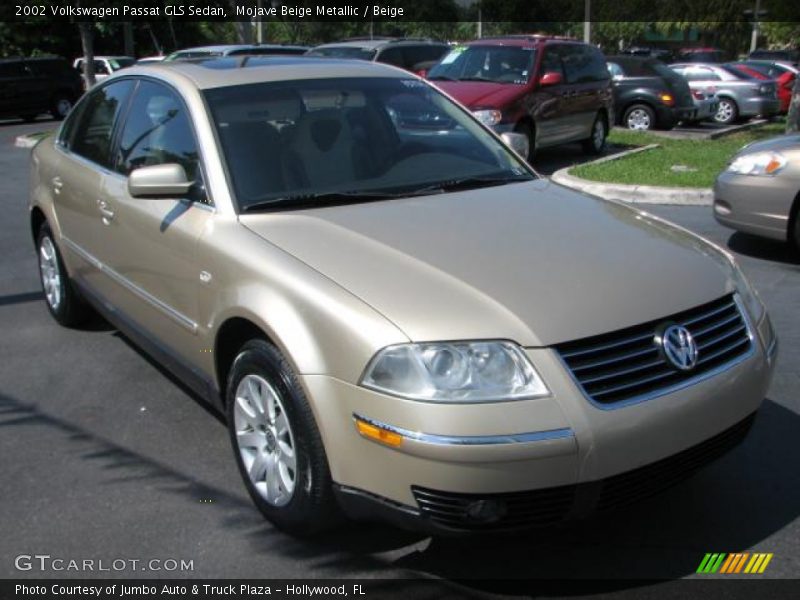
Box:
[114,80,202,191]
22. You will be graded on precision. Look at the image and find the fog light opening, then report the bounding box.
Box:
[465,499,508,523]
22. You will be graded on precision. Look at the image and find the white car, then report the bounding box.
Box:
[73,56,135,87]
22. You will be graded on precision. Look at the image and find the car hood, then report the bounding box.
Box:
[432,80,524,109]
[738,134,800,155]
[241,180,735,347]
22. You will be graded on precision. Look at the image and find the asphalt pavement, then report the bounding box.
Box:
[1,117,798,593]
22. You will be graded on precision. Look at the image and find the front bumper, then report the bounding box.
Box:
[713,171,794,241]
[304,310,776,533]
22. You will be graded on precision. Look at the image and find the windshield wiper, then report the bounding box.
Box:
[241,191,396,212]
[427,74,457,81]
[407,174,533,196]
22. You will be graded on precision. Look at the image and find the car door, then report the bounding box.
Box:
[560,44,607,141]
[98,79,212,364]
[534,44,570,146]
[52,79,135,296]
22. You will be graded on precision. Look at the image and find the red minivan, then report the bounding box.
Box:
[427,35,614,161]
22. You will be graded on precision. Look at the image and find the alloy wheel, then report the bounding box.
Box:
[233,374,297,507]
[626,108,652,130]
[39,236,62,310]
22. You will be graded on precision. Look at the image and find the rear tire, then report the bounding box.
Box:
[583,113,607,154]
[226,339,342,536]
[50,94,73,120]
[623,104,656,131]
[714,98,739,125]
[36,222,92,327]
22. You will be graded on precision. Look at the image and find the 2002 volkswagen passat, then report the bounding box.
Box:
[30,57,777,535]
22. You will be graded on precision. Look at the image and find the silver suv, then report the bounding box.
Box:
[30,57,777,536]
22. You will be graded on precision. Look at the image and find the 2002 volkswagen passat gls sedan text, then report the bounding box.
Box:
[30,57,777,535]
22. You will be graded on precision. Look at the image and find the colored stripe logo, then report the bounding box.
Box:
[697,552,773,574]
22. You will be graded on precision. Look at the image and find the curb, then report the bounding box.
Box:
[613,118,769,141]
[14,133,51,149]
[550,144,712,206]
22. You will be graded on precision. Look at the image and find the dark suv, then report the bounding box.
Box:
[306,38,449,76]
[427,35,612,161]
[0,57,83,122]
[606,55,696,130]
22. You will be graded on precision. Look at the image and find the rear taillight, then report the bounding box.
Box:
[758,84,774,95]
[692,90,704,100]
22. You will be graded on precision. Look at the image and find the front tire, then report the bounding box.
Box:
[714,98,739,124]
[37,222,92,327]
[623,104,655,130]
[583,113,607,154]
[226,339,341,536]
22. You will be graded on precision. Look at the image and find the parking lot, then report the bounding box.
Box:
[1,116,799,592]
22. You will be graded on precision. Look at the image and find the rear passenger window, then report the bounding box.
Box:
[70,80,133,167]
[114,80,200,184]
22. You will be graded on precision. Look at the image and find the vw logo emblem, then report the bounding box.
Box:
[659,324,699,371]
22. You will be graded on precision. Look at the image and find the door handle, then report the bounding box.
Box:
[97,199,115,224]
[52,176,63,195]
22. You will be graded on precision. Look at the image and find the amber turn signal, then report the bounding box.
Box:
[354,418,403,447]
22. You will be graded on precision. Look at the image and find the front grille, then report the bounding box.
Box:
[597,413,755,511]
[556,294,752,406]
[412,484,576,532]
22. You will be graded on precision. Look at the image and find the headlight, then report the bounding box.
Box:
[472,109,502,127]
[726,151,786,176]
[360,341,549,403]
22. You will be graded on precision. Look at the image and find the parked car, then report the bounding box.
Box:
[165,44,308,61]
[306,38,449,76]
[669,63,780,124]
[606,55,696,130]
[714,134,800,246]
[621,46,674,63]
[732,61,797,114]
[748,48,799,65]
[675,47,727,63]
[688,89,719,124]
[0,57,82,121]
[30,57,776,536]
[73,56,135,86]
[427,35,613,161]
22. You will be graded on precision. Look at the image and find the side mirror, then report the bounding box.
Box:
[539,71,564,87]
[500,132,530,160]
[128,164,193,198]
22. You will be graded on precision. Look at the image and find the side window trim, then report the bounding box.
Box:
[57,78,135,170]
[110,76,214,208]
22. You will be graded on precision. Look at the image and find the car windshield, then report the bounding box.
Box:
[306,47,377,61]
[428,46,536,84]
[204,77,533,211]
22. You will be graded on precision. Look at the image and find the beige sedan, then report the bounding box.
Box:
[30,58,777,536]
[714,134,800,247]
